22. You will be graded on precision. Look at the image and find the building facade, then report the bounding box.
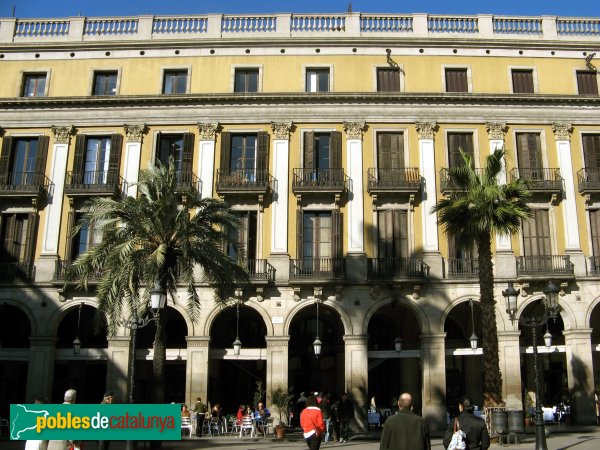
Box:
[1,12,600,428]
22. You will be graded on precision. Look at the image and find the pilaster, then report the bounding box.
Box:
[343,334,369,431]
[270,122,292,258]
[26,337,58,402]
[266,335,290,423]
[185,336,211,407]
[198,123,219,200]
[123,124,147,198]
[420,332,447,430]
[563,329,596,424]
[498,330,523,409]
[105,336,131,402]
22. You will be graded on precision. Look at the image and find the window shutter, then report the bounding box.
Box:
[538,209,551,256]
[591,210,600,258]
[583,135,600,170]
[182,133,194,177]
[448,234,457,259]
[392,133,404,169]
[220,132,231,171]
[247,211,258,261]
[65,209,76,261]
[377,133,392,169]
[2,214,17,260]
[109,134,123,176]
[445,69,468,93]
[395,210,408,258]
[24,212,38,267]
[257,131,270,171]
[512,70,534,94]
[304,132,314,169]
[73,135,86,174]
[296,209,304,259]
[35,136,49,176]
[332,210,342,258]
[330,131,342,168]
[517,133,541,170]
[377,69,400,92]
[448,133,460,168]
[577,71,599,95]
[0,137,14,178]
[377,210,391,258]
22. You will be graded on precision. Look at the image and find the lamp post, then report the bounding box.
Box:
[503,281,561,450]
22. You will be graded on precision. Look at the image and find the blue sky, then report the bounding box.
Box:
[1,0,598,19]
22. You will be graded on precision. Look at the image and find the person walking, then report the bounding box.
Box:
[320,393,332,443]
[338,392,354,443]
[25,397,48,450]
[98,392,114,450]
[48,389,77,450]
[379,393,430,450]
[300,395,326,450]
[443,395,490,450]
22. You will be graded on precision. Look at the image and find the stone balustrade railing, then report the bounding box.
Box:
[1,13,599,43]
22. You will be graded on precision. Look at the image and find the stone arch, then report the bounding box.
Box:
[0,299,36,335]
[284,299,352,336]
[515,295,575,331]
[585,295,600,329]
[440,295,481,333]
[363,297,430,335]
[203,299,273,337]
[46,298,100,336]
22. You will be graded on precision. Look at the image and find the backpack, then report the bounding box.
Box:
[447,418,466,450]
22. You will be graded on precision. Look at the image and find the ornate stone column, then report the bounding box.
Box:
[270,122,293,282]
[105,336,130,402]
[344,121,367,281]
[265,335,290,422]
[37,126,75,281]
[26,337,57,402]
[420,332,446,430]
[416,122,442,278]
[198,123,219,200]
[498,330,523,409]
[185,336,210,407]
[343,334,369,431]
[123,124,147,198]
[563,329,596,424]
[553,123,586,276]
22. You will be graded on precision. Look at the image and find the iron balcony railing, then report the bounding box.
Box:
[0,171,52,195]
[589,256,600,274]
[577,168,600,194]
[447,258,479,278]
[366,168,421,193]
[509,168,563,192]
[516,255,574,276]
[64,169,125,195]
[368,257,429,278]
[245,259,276,283]
[54,258,103,281]
[215,169,272,193]
[173,170,202,194]
[439,168,487,193]
[289,257,345,280]
[0,262,35,281]
[291,168,346,193]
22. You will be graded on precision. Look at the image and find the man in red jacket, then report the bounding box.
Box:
[301,395,326,450]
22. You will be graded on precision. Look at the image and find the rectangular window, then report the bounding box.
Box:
[583,135,600,169]
[234,69,259,93]
[445,68,468,93]
[377,68,400,92]
[303,212,332,260]
[84,137,111,184]
[157,134,184,171]
[92,71,118,96]
[162,70,188,94]
[577,71,599,95]
[377,210,408,259]
[590,210,600,259]
[22,73,47,97]
[516,133,543,179]
[306,68,330,92]
[227,211,258,261]
[522,209,551,257]
[377,132,404,169]
[1,214,29,263]
[447,132,474,168]
[70,212,102,260]
[512,69,534,94]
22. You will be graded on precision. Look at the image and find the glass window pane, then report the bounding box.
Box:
[247,72,258,92]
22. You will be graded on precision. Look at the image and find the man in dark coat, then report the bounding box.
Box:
[443,396,490,450]
[338,392,355,443]
[380,393,430,450]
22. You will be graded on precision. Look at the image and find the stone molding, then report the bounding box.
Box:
[29,336,59,346]
[123,123,147,142]
[51,125,75,144]
[343,334,369,346]
[420,333,446,344]
[562,328,593,340]
[265,336,291,347]
[197,122,219,141]
[343,121,366,140]
[107,337,131,347]
[552,122,573,141]
[497,330,522,341]
[270,121,293,140]
[486,122,508,140]
[415,121,437,139]
[186,336,211,347]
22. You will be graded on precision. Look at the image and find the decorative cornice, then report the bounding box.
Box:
[197,122,219,141]
[342,334,369,346]
[51,125,75,144]
[343,121,366,140]
[270,121,293,140]
[186,337,211,347]
[107,337,131,347]
[419,333,447,344]
[486,122,508,140]
[265,336,291,347]
[552,122,573,141]
[123,123,147,142]
[415,121,437,139]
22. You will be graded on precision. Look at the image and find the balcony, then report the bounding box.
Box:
[0,171,52,198]
[289,257,345,282]
[0,262,35,281]
[54,258,103,283]
[577,168,600,195]
[439,168,488,194]
[215,169,272,195]
[368,257,429,279]
[509,168,563,195]
[291,168,346,195]
[516,255,574,279]
[367,168,421,195]
[173,171,202,195]
[447,258,479,278]
[244,259,276,284]
[64,169,125,197]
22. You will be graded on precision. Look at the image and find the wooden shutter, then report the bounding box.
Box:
[583,135,600,170]
[395,210,408,258]
[445,69,468,93]
[577,71,599,95]
[0,136,14,177]
[304,132,315,169]
[377,69,400,92]
[35,136,49,176]
[522,209,550,257]
[220,132,231,171]
[448,133,473,167]
[377,133,392,169]
[73,135,87,173]
[332,210,342,258]
[65,209,76,261]
[377,210,391,258]
[256,131,269,171]
[377,210,408,258]
[182,133,194,178]
[296,209,304,259]
[2,214,17,261]
[109,134,123,175]
[330,131,342,168]
[590,210,600,258]
[23,212,38,266]
[516,133,542,170]
[512,70,534,94]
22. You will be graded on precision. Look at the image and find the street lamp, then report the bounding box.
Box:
[73,302,83,355]
[394,336,403,353]
[503,280,561,450]
[232,288,243,356]
[313,298,322,358]
[469,299,478,352]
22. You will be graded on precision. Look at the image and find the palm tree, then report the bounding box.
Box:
[432,148,531,399]
[68,159,248,405]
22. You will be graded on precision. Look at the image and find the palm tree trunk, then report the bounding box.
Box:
[477,232,503,400]
[152,308,167,405]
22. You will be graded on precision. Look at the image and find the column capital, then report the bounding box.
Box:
[197,122,220,141]
[420,332,446,344]
[28,336,58,347]
[107,337,131,347]
[123,124,147,142]
[497,330,522,341]
[486,122,508,140]
[562,328,593,340]
[343,334,369,346]
[51,125,75,144]
[271,121,293,140]
[415,121,437,139]
[186,336,211,347]
[265,336,291,347]
[343,121,366,140]
[552,122,573,141]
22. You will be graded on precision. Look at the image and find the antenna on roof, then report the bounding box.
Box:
[347,2,353,13]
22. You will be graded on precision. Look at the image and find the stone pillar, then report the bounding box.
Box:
[420,333,447,430]
[416,122,443,278]
[498,330,523,409]
[344,121,367,281]
[185,337,210,407]
[38,126,74,281]
[553,123,586,276]
[266,335,290,422]
[343,334,369,431]
[123,124,146,198]
[26,337,57,402]
[198,123,219,200]
[563,329,596,424]
[105,337,130,402]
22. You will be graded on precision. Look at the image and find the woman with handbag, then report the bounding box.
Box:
[443,396,489,450]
